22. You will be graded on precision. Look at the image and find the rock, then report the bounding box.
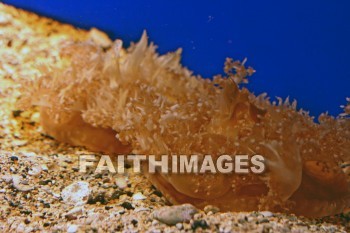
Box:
[20,152,36,157]
[30,112,40,123]
[87,193,108,205]
[12,110,22,118]
[10,155,18,161]
[132,192,146,200]
[12,175,34,192]
[134,207,150,213]
[151,220,159,226]
[41,164,49,171]
[67,224,79,233]
[260,211,274,217]
[204,205,220,214]
[61,181,90,205]
[65,206,83,220]
[2,175,12,183]
[176,223,183,230]
[191,219,209,230]
[28,164,42,176]
[115,177,128,189]
[11,139,28,147]
[153,204,198,225]
[121,202,134,210]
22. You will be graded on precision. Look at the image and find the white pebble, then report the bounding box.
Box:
[135,207,150,212]
[61,181,90,205]
[12,175,33,192]
[132,192,146,200]
[115,177,128,189]
[30,112,40,123]
[67,224,79,233]
[176,223,183,230]
[21,152,36,157]
[65,206,83,219]
[152,220,159,226]
[153,204,198,225]
[11,139,28,147]
[41,164,49,171]
[204,205,220,214]
[260,211,274,217]
[2,175,12,183]
[28,164,42,176]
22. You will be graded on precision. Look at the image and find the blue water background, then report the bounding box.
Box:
[4,0,350,117]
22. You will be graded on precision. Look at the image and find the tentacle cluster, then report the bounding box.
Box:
[19,31,350,217]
